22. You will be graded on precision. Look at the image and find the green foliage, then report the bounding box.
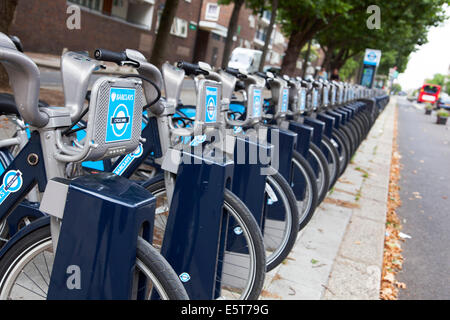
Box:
[425,73,446,86]
[437,110,449,117]
[339,55,361,81]
[391,83,402,94]
[315,1,450,77]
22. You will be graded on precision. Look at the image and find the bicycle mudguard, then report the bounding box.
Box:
[303,117,325,147]
[266,126,297,182]
[158,150,234,300]
[40,172,156,300]
[287,121,313,201]
[231,135,271,228]
[326,110,343,130]
[316,113,335,140]
[6,200,45,236]
[0,215,50,257]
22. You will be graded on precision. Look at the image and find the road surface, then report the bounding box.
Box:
[396,97,450,300]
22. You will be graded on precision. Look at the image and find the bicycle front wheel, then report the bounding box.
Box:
[0,225,189,300]
[147,180,266,300]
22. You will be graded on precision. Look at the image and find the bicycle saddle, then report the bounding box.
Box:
[0,92,49,116]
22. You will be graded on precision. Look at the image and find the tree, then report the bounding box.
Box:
[277,0,360,75]
[258,0,278,71]
[150,0,180,68]
[220,0,245,69]
[0,0,19,87]
[318,1,449,79]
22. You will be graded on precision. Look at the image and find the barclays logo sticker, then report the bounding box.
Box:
[0,170,23,205]
[281,88,289,112]
[253,88,262,117]
[112,143,143,176]
[105,87,135,143]
[300,90,306,111]
[205,86,217,123]
[179,272,191,283]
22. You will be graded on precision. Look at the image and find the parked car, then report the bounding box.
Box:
[228,48,262,74]
[436,93,450,110]
[263,65,281,76]
[407,90,418,101]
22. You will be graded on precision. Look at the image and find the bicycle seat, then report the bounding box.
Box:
[0,92,49,116]
[0,93,19,115]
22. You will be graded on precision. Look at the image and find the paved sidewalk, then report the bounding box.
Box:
[261,97,396,300]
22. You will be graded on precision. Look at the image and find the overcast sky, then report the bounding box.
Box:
[396,6,450,90]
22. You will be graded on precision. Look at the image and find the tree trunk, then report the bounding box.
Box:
[258,0,278,72]
[150,0,180,68]
[0,0,19,87]
[280,27,311,76]
[221,0,244,69]
[301,39,312,78]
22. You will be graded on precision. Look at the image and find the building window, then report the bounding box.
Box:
[205,3,220,21]
[69,0,102,11]
[255,26,267,42]
[68,0,154,30]
[248,15,255,28]
[171,17,188,38]
[262,10,271,22]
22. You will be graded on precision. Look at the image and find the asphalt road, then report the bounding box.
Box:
[396,97,450,300]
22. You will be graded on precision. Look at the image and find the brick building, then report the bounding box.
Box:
[9,0,289,69]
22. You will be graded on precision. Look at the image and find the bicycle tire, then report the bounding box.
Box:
[0,225,189,300]
[264,172,299,271]
[321,136,340,189]
[307,143,331,204]
[146,180,266,300]
[291,150,319,230]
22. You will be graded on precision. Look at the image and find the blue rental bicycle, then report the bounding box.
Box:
[0,32,190,299]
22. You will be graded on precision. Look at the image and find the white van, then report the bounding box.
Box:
[228,48,262,74]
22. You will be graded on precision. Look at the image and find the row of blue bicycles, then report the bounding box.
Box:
[0,33,389,300]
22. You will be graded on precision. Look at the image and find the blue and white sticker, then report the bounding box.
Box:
[179,272,191,283]
[0,170,23,205]
[313,89,318,108]
[205,86,218,123]
[105,87,136,143]
[299,90,306,111]
[323,87,329,105]
[233,126,243,134]
[252,88,262,118]
[281,88,289,112]
[112,143,143,176]
[189,134,207,146]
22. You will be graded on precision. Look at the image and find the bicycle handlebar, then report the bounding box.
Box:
[225,67,247,79]
[94,48,128,65]
[177,61,209,76]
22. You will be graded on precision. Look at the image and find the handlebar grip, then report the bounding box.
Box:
[255,71,268,79]
[225,67,247,79]
[235,81,246,91]
[177,61,208,76]
[94,48,127,64]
